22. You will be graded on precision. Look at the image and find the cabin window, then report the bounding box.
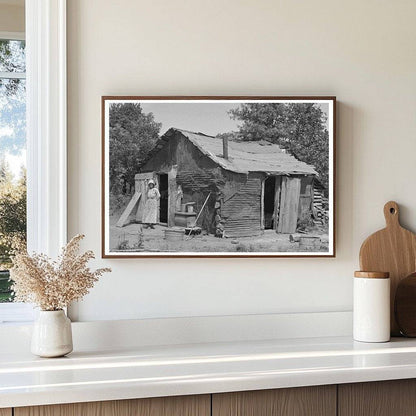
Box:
[158,173,169,224]
[263,176,276,230]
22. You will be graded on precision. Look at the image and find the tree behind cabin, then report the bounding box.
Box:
[109,103,161,198]
[230,103,329,190]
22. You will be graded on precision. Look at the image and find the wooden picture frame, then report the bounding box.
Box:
[102,96,336,258]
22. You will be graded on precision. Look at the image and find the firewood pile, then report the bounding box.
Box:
[313,189,329,225]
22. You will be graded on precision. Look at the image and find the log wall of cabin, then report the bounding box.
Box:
[141,132,228,232]
[142,132,264,237]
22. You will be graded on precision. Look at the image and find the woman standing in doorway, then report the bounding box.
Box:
[142,180,160,229]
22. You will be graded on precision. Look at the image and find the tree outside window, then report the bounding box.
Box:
[0,38,26,302]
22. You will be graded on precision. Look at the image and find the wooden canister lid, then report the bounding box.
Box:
[354,271,390,279]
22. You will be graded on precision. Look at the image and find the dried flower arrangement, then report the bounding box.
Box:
[10,234,111,311]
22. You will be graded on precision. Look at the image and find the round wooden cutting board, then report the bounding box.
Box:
[359,201,416,336]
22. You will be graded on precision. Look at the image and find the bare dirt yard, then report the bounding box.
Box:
[109,217,329,254]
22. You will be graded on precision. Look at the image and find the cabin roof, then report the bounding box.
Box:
[161,128,318,176]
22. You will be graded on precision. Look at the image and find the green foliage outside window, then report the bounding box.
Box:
[0,39,27,302]
[0,162,26,302]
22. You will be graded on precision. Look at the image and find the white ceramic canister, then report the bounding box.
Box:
[353,271,390,343]
[31,310,73,357]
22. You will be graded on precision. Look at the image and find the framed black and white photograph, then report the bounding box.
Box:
[102,96,335,258]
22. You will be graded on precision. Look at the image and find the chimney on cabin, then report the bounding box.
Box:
[222,137,229,160]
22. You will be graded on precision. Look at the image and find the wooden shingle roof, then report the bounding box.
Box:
[163,128,318,176]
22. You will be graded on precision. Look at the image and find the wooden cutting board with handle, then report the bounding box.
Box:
[359,201,416,336]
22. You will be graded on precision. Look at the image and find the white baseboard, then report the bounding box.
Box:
[0,311,352,353]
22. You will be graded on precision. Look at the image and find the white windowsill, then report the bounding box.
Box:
[0,303,35,324]
[0,31,25,40]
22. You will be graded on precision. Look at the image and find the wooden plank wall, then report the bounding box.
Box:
[167,166,177,227]
[0,409,12,416]
[277,177,301,233]
[273,176,282,231]
[297,177,313,222]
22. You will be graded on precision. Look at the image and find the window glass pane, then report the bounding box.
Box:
[0,40,25,73]
[0,47,26,303]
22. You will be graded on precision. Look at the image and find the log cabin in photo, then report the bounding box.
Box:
[120,127,321,238]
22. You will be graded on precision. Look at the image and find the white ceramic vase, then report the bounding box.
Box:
[31,310,73,358]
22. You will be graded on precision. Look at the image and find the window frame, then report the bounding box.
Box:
[0,31,24,41]
[0,31,28,320]
[0,0,67,323]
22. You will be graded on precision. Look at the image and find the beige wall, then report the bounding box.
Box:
[67,0,416,321]
[0,4,24,33]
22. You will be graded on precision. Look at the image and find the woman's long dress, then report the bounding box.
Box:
[142,188,160,224]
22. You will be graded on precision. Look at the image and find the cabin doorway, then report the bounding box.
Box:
[158,173,169,224]
[263,176,276,229]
